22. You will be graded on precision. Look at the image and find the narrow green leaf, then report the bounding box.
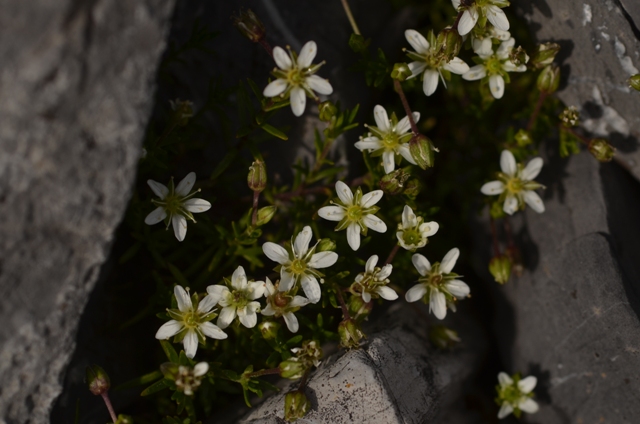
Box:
[115,370,163,391]
[210,150,238,180]
[260,123,288,140]
[160,340,179,363]
[140,379,169,396]
[167,263,189,287]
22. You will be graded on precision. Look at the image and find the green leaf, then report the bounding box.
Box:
[115,370,163,391]
[207,247,226,272]
[140,379,169,396]
[167,263,189,287]
[210,150,238,180]
[284,335,303,348]
[260,123,289,140]
[160,340,180,363]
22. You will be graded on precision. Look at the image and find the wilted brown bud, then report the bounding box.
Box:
[379,168,410,195]
[86,364,111,396]
[232,9,266,43]
[530,42,561,69]
[248,159,267,192]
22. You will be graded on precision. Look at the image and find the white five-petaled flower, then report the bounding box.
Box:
[262,41,333,117]
[174,362,209,396]
[317,181,387,251]
[405,248,470,320]
[262,226,338,303]
[404,29,470,96]
[155,286,227,359]
[452,0,510,36]
[206,266,265,329]
[481,150,545,215]
[145,172,211,242]
[396,205,439,251]
[496,372,539,419]
[462,37,527,99]
[261,277,310,333]
[354,105,419,174]
[351,255,397,303]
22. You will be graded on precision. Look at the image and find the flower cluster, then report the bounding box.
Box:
[495,372,539,419]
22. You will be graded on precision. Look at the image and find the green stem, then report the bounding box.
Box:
[340,0,361,35]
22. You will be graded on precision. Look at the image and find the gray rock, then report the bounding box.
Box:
[0,1,175,422]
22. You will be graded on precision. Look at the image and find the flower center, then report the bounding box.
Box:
[402,229,422,245]
[163,194,183,215]
[290,258,307,274]
[381,133,399,149]
[184,311,199,328]
[287,68,305,86]
[274,292,289,308]
[230,289,250,308]
[346,205,363,221]
[506,178,523,194]
[429,273,443,286]
[485,56,503,75]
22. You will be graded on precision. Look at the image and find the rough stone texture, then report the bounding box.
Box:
[0,1,175,422]
[474,149,640,423]
[234,303,487,424]
[516,0,640,179]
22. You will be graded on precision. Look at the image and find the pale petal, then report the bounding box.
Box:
[205,285,229,305]
[398,144,417,165]
[458,7,479,36]
[290,296,310,308]
[335,180,354,205]
[354,138,383,151]
[217,306,237,329]
[297,41,317,68]
[489,74,505,99]
[441,248,460,274]
[445,279,470,298]
[197,294,217,313]
[472,37,493,57]
[175,172,196,196]
[497,402,513,419]
[263,242,290,264]
[481,180,505,195]
[377,264,392,280]
[300,274,321,303]
[363,214,387,233]
[306,75,333,95]
[261,304,276,316]
[172,215,187,242]
[194,362,209,377]
[486,5,510,31]
[318,206,346,221]
[145,206,167,225]
[183,330,198,359]
[183,198,211,213]
[231,265,248,290]
[407,61,427,78]
[382,150,395,174]
[497,38,515,59]
[521,157,544,181]
[373,105,390,132]
[174,285,192,312]
[290,87,307,117]
[423,69,440,96]
[199,321,228,340]
[273,46,292,70]
[422,221,439,237]
[365,255,379,273]
[442,57,469,74]
[462,65,486,81]
[498,372,513,386]
[404,29,430,54]
[396,112,420,134]
[155,320,184,339]
[279,270,296,292]
[430,290,447,319]
[402,205,417,228]
[263,78,288,97]
[362,291,371,303]
[503,195,518,215]
[518,376,538,394]
[237,307,258,328]
[412,254,432,276]
[264,278,275,295]
[523,190,545,213]
[346,223,361,251]
[518,398,539,414]
[248,281,266,299]
[500,150,517,176]
[293,226,313,257]
[308,251,338,268]
[283,312,299,332]
[405,284,427,302]
[452,0,461,9]
[147,179,169,199]
[360,190,384,208]
[376,286,398,300]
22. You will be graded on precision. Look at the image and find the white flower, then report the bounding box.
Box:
[396,205,439,250]
[261,277,310,332]
[262,40,333,117]
[262,226,338,303]
[496,372,539,419]
[354,105,419,174]
[351,255,397,303]
[174,362,209,396]
[206,266,265,329]
[155,286,227,359]
[480,150,545,215]
[317,181,387,251]
[144,172,211,242]
[403,29,470,96]
[405,248,470,320]
[452,0,510,36]
[462,37,527,99]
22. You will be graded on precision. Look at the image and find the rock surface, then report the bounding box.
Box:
[0,1,174,422]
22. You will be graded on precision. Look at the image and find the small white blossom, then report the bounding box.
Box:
[155,286,227,359]
[404,29,470,96]
[462,37,527,99]
[481,150,545,215]
[396,205,439,250]
[144,172,211,242]
[262,41,333,117]
[206,266,265,329]
[452,0,510,36]
[262,226,338,303]
[496,372,539,419]
[317,181,387,251]
[352,255,397,303]
[261,277,310,333]
[405,248,470,320]
[354,105,419,174]
[175,362,209,396]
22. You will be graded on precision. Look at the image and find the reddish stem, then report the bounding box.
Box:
[560,126,590,145]
[451,11,464,31]
[384,244,400,266]
[247,367,282,378]
[527,91,547,132]
[393,80,419,135]
[251,190,260,226]
[100,393,118,423]
[258,38,273,57]
[334,285,351,320]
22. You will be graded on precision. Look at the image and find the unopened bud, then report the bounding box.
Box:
[436,28,463,61]
[588,138,615,162]
[379,168,410,195]
[391,63,412,81]
[258,320,281,339]
[489,255,512,285]
[537,64,560,93]
[429,325,461,349]
[338,319,364,349]
[348,33,371,53]
[347,294,373,319]
[232,9,265,43]
[169,99,194,126]
[86,364,111,396]
[248,160,267,192]
[559,106,580,127]
[509,46,529,67]
[515,129,532,147]
[630,74,640,91]
[530,42,561,69]
[409,135,435,170]
[279,359,307,380]
[284,391,311,421]
[115,415,134,424]
[256,205,277,226]
[317,238,337,252]
[318,101,338,122]
[403,178,422,199]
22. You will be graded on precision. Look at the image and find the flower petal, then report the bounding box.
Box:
[503,195,518,215]
[174,285,192,313]
[194,362,209,377]
[354,138,383,151]
[402,205,417,228]
[430,290,447,319]
[346,222,361,251]
[248,281,266,299]
[318,206,346,221]
[486,5,510,31]
[376,286,398,301]
[363,214,387,233]
[297,41,317,68]
[441,248,460,274]
[300,274,321,303]
[306,75,333,95]
[518,376,538,394]
[155,320,184,339]
[498,372,513,386]
[362,291,371,303]
[360,190,384,208]
[283,312,300,332]
[377,264,392,280]
[481,180,505,195]
[457,7,479,36]
[199,321,228,340]
[309,251,338,269]
[273,46,292,70]
[335,180,354,204]
[523,190,545,213]
[497,402,513,419]
[442,57,469,74]
[423,69,440,96]
[263,242,290,264]
[263,78,288,97]
[183,330,199,359]
[279,270,296,292]
[404,29,430,54]
[145,206,167,225]
[373,105,391,132]
[231,266,247,290]
[172,215,187,242]
[422,221,439,237]
[206,285,229,305]
[294,226,313,258]
[451,0,461,9]
[176,172,196,196]
[290,296,310,308]
[197,294,217,313]
[412,254,432,276]
[261,304,276,316]
[365,255,378,273]
[382,150,395,174]
[405,284,427,302]
[290,87,307,117]
[237,307,258,328]
[521,157,544,181]
[500,150,517,176]
[396,111,420,134]
[183,198,211,213]
[518,398,539,414]
[398,144,417,165]
[462,65,487,81]
[489,74,505,99]
[147,179,169,199]
[445,279,470,298]
[408,61,427,78]
[472,37,493,57]
[217,306,237,329]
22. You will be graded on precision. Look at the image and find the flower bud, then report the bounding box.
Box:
[559,106,579,127]
[256,205,277,226]
[347,294,373,319]
[248,159,267,192]
[338,319,364,349]
[169,99,194,126]
[86,364,111,396]
[489,255,512,285]
[318,101,338,122]
[588,138,615,162]
[391,63,412,82]
[530,42,561,69]
[284,391,311,421]
[403,178,422,199]
[630,74,640,91]
[258,320,281,339]
[514,129,532,147]
[436,28,463,61]
[379,168,410,195]
[279,359,307,380]
[429,325,461,349]
[348,33,371,53]
[409,135,435,170]
[509,46,529,67]
[231,9,266,43]
[316,238,337,252]
[115,415,134,424]
[537,64,560,94]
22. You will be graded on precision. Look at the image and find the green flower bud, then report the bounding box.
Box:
[231,9,266,43]
[509,46,529,68]
[379,168,410,195]
[316,238,337,252]
[348,33,371,53]
[489,255,512,285]
[284,391,311,421]
[256,205,277,226]
[630,74,640,91]
[391,63,412,82]
[559,106,580,127]
[318,100,338,122]
[160,362,179,380]
[347,294,373,319]
[409,135,435,170]
[429,325,461,349]
[338,319,364,349]
[530,42,561,69]
[115,415,134,424]
[515,129,532,147]
[258,320,281,339]
[588,138,615,162]
[279,359,307,380]
[403,178,422,199]
[86,364,111,396]
[169,99,194,126]
[436,28,463,61]
[248,159,267,192]
[537,64,560,94]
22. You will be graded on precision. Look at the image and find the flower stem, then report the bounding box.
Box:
[451,11,464,32]
[527,91,547,132]
[503,216,516,251]
[559,126,589,145]
[251,190,260,226]
[334,284,351,320]
[100,392,118,423]
[247,367,282,378]
[296,368,312,392]
[393,80,419,135]
[384,244,400,266]
[340,0,361,35]
[258,39,273,57]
